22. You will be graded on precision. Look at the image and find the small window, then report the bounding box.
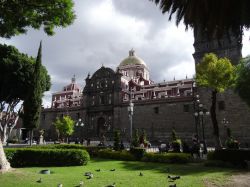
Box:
[183,104,190,112]
[218,101,225,111]
[154,107,159,114]
[43,114,46,120]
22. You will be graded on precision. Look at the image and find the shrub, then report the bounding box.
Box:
[98,149,136,161]
[4,148,90,167]
[204,160,234,168]
[225,138,239,149]
[142,152,192,164]
[113,130,121,151]
[130,147,146,160]
[33,144,85,149]
[30,144,105,157]
[132,129,140,147]
[208,149,250,168]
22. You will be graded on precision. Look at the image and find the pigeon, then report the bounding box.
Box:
[139,172,143,176]
[36,178,42,183]
[87,173,93,179]
[168,175,180,180]
[110,169,116,171]
[84,172,92,176]
[58,184,63,187]
[96,169,101,172]
[169,184,176,187]
[105,183,116,187]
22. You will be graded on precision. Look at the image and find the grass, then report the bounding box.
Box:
[0,158,236,187]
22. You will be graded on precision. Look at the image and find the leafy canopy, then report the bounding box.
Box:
[0,0,75,38]
[54,116,75,138]
[0,44,51,104]
[196,53,236,92]
[235,56,250,106]
[150,0,250,37]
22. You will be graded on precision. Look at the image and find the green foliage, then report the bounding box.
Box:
[207,149,250,168]
[30,144,85,150]
[224,127,239,149]
[4,148,90,167]
[23,42,43,129]
[0,44,51,103]
[150,0,248,38]
[235,56,250,106]
[132,129,140,147]
[113,130,121,151]
[225,138,239,149]
[142,152,192,164]
[139,130,147,145]
[130,147,146,160]
[171,129,182,152]
[196,53,236,93]
[0,0,75,38]
[53,116,75,140]
[98,149,136,161]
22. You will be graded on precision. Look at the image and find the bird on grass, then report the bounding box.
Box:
[105,182,116,187]
[110,169,116,171]
[36,178,42,183]
[84,172,92,176]
[96,169,101,172]
[87,173,94,179]
[169,184,176,187]
[139,172,143,176]
[58,184,63,187]
[168,175,180,180]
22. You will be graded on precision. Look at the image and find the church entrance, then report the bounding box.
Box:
[97,117,106,137]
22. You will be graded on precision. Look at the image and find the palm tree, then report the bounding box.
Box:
[150,0,250,37]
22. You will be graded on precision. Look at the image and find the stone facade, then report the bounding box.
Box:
[40,46,250,147]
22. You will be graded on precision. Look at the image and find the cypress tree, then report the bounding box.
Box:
[23,41,43,143]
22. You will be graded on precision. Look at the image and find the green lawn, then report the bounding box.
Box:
[1,159,236,187]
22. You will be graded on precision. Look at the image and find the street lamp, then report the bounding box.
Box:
[127,100,134,144]
[194,99,210,154]
[75,118,84,127]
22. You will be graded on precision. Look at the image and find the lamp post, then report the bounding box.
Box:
[194,102,210,154]
[75,118,84,143]
[222,117,229,139]
[128,100,134,144]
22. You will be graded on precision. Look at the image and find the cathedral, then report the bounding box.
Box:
[40,32,250,146]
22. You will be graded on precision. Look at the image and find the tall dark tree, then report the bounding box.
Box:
[23,42,43,144]
[150,0,250,37]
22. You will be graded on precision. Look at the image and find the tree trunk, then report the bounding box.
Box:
[0,139,11,172]
[210,90,222,149]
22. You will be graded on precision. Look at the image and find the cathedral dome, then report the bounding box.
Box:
[119,49,147,67]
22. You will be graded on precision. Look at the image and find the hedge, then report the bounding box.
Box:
[141,152,192,164]
[207,149,250,168]
[98,149,136,161]
[32,144,105,157]
[130,147,146,160]
[4,148,90,167]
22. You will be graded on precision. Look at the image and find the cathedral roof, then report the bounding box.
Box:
[118,49,147,68]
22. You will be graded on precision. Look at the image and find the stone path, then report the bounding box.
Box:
[205,172,250,187]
